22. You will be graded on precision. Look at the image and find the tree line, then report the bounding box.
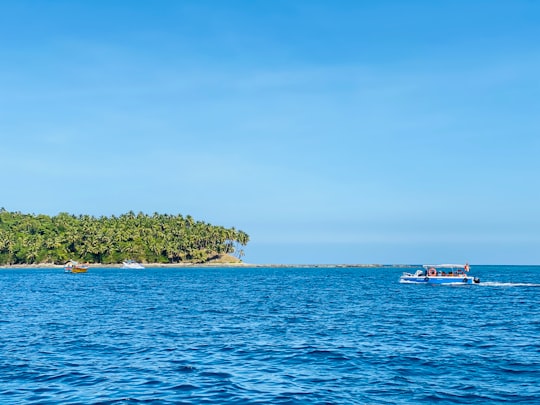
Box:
[0,209,249,265]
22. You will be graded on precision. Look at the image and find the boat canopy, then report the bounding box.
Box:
[422,264,466,269]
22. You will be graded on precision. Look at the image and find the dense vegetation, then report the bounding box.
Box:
[0,209,249,265]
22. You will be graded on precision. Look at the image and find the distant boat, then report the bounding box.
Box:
[64,260,89,273]
[399,263,479,285]
[122,260,145,269]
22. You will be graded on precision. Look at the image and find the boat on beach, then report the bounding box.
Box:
[400,263,480,285]
[122,259,145,269]
[64,260,89,273]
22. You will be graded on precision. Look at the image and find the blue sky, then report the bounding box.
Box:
[1,1,539,264]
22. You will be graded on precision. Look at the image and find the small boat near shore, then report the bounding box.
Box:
[64,260,89,273]
[122,259,145,269]
[400,263,479,285]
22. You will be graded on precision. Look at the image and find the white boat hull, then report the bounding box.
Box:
[400,275,478,285]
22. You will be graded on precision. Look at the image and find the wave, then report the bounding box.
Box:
[478,282,540,287]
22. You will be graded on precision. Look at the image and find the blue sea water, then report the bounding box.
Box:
[1,265,539,404]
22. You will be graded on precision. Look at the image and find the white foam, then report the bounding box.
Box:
[478,282,540,287]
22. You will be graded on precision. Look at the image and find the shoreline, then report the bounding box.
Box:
[0,263,393,269]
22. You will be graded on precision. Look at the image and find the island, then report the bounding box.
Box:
[0,209,249,266]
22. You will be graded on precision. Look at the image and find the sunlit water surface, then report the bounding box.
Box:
[1,265,539,404]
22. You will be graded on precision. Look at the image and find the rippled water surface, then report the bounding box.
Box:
[1,266,539,404]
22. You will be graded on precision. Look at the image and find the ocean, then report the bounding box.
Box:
[1,265,539,404]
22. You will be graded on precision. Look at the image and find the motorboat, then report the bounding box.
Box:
[399,263,479,285]
[122,259,145,269]
[64,260,89,273]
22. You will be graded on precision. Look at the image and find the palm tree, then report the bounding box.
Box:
[0,209,249,265]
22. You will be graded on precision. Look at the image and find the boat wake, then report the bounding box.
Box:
[478,282,540,288]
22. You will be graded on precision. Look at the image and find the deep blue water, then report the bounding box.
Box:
[1,265,539,404]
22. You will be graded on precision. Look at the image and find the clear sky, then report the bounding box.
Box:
[1,1,539,264]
